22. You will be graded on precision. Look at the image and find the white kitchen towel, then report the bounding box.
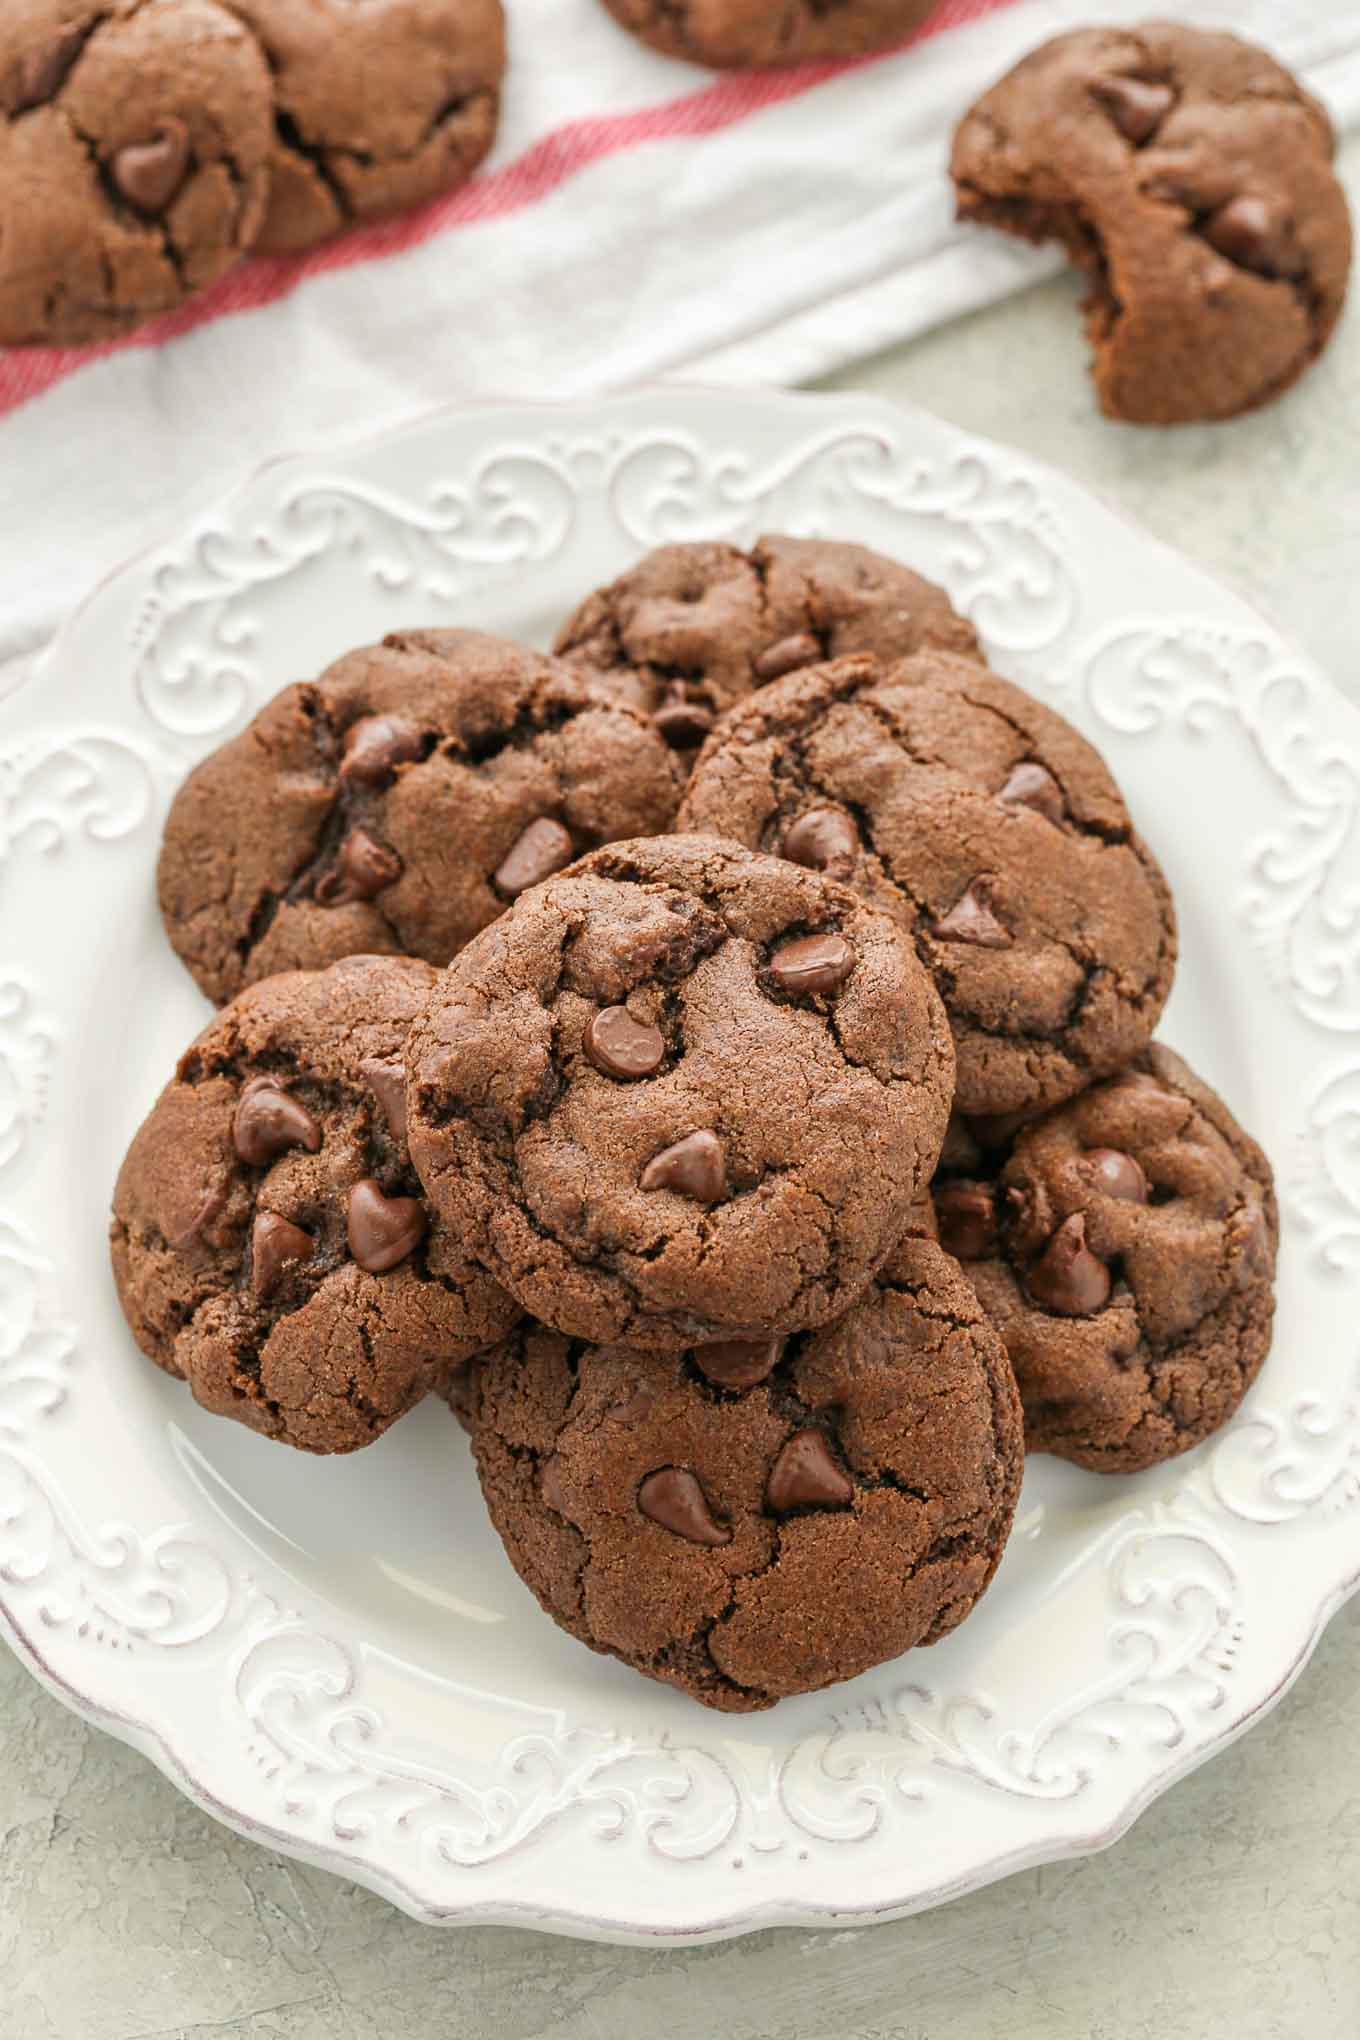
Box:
[2,0,1358,688]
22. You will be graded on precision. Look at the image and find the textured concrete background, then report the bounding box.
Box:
[4,144,1358,2040]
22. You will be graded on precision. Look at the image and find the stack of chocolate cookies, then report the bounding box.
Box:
[112,534,1278,1712]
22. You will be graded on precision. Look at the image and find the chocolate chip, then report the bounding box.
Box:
[1202,195,1302,279]
[754,632,822,683]
[540,1453,566,1513]
[1026,1213,1111,1316]
[608,1383,660,1425]
[766,1429,854,1513]
[111,118,191,216]
[934,1179,997,1261]
[782,808,858,881]
[315,828,402,906]
[233,1078,322,1167]
[652,686,714,749]
[166,1178,230,1251]
[998,761,1065,823]
[11,25,85,112]
[339,713,423,784]
[494,817,574,897]
[637,1466,731,1545]
[639,1130,726,1203]
[1093,76,1174,145]
[584,1006,664,1080]
[359,1057,407,1146]
[693,1335,782,1390]
[934,884,1010,948]
[346,1178,427,1273]
[769,931,854,997]
[1083,1147,1148,1203]
[250,1211,314,1299]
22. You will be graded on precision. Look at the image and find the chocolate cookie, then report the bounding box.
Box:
[933,1045,1277,1473]
[225,0,505,254]
[407,834,954,1352]
[158,629,681,1007]
[554,535,980,762]
[0,0,273,346]
[110,955,518,1452]
[677,652,1177,1119]
[952,24,1353,423]
[598,0,939,70]
[463,1234,1023,1711]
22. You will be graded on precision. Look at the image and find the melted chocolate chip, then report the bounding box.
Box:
[934,1179,997,1261]
[112,119,191,216]
[639,1130,726,1203]
[1027,1213,1111,1316]
[1094,75,1175,145]
[540,1453,566,1514]
[339,713,423,784]
[166,1179,230,1251]
[1083,1147,1148,1203]
[754,633,821,683]
[346,1178,427,1272]
[11,25,85,112]
[1202,195,1302,279]
[315,827,402,906]
[768,930,854,997]
[998,760,1065,823]
[766,1429,854,1513]
[934,884,1011,948]
[693,1335,783,1391]
[359,1057,408,1146]
[782,808,858,881]
[232,1079,322,1168]
[494,817,574,897]
[584,1006,665,1080]
[250,1211,314,1299]
[637,1466,731,1545]
[608,1383,660,1425]
[652,686,714,749]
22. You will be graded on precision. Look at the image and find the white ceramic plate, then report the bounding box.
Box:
[2,389,1358,1945]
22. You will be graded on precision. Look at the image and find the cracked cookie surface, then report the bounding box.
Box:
[406,834,955,1352]
[554,534,980,768]
[0,0,273,346]
[933,1044,1277,1472]
[462,1235,1023,1710]
[951,22,1353,422]
[225,0,504,254]
[598,0,940,70]
[110,954,519,1452]
[678,651,1177,1119]
[158,628,682,1006]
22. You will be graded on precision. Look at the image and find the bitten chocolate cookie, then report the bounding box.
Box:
[598,0,939,70]
[0,0,273,346]
[110,955,518,1452]
[554,535,980,761]
[159,629,681,1006]
[951,23,1353,423]
[678,652,1176,1120]
[407,834,954,1352]
[933,1045,1277,1472]
[226,0,505,254]
[463,1235,1023,1711]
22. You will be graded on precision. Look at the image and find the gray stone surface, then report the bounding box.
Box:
[3,144,1357,2040]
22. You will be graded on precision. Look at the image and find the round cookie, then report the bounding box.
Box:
[463,1235,1024,1711]
[225,0,505,254]
[932,1045,1278,1473]
[406,834,955,1352]
[677,651,1177,1119]
[0,0,273,347]
[110,955,518,1453]
[598,0,939,71]
[554,534,980,761]
[951,24,1353,423]
[158,629,682,1007]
